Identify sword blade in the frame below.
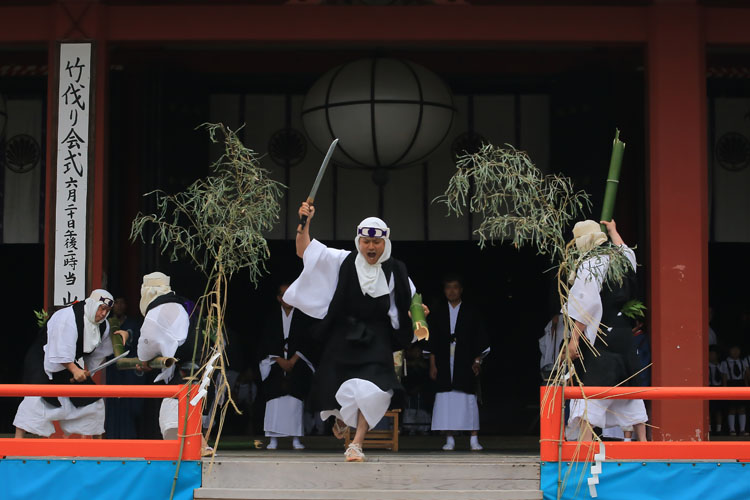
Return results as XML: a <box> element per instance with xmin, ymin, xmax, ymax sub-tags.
<box><xmin>306</xmin><ymin>138</ymin><xmax>338</xmax><ymax>203</ymax></box>
<box><xmin>89</xmin><ymin>350</ymin><xmax>130</xmax><ymax>375</ymax></box>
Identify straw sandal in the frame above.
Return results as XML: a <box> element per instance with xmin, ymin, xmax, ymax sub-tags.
<box><xmin>332</xmin><ymin>419</ymin><xmax>349</xmax><ymax>440</ymax></box>
<box><xmin>344</xmin><ymin>442</ymin><xmax>365</xmax><ymax>462</ymax></box>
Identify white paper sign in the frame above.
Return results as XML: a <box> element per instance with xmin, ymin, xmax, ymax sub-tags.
<box><xmin>54</xmin><ymin>43</ymin><xmax>91</xmax><ymax>306</ymax></box>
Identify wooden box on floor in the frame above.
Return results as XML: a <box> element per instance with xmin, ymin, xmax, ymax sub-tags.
<box><xmin>346</xmin><ymin>409</ymin><xmax>400</xmax><ymax>451</ymax></box>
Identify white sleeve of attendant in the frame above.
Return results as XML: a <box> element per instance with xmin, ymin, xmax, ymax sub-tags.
<box><xmin>620</xmin><ymin>244</ymin><xmax>637</xmax><ymax>271</ymax></box>
<box><xmin>137</xmin><ymin>304</ymin><xmax>188</xmax><ymax>361</ymax></box>
<box><xmin>138</xmin><ymin>314</ymin><xmax>176</xmax><ymax>361</ymax></box>
<box><xmin>259</xmin><ymin>356</ymin><xmax>275</xmax><ymax>381</ymax></box>
<box><xmin>45</xmin><ymin>308</ymin><xmax>78</xmax><ymax>364</ymax></box>
<box><xmin>282</xmin><ymin>239</ymin><xmax>350</xmax><ymax>319</ymax></box>
<box><xmin>539</xmin><ymin>320</ymin><xmax>554</xmax><ymax>369</ymax></box>
<box><xmin>297</xmin><ymin>352</ymin><xmax>315</xmax><ymax>373</ymax></box>
<box><xmin>564</xmin><ymin>255</ymin><xmax>608</xmax><ymax>345</ymax></box>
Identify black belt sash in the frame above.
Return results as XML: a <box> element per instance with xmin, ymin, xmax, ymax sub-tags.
<box><xmin>43</xmin><ymin>366</ymin><xmax>100</xmax><ymax>408</ymax></box>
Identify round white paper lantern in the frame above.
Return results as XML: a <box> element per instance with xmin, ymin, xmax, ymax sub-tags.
<box><xmin>302</xmin><ymin>57</ymin><xmax>454</xmax><ymax>169</ymax></box>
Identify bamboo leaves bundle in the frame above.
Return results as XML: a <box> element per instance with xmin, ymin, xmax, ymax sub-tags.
<box><xmin>130</xmin><ymin>123</ymin><xmax>284</xmax><ymax>283</ymax></box>
<box><xmin>437</xmin><ymin>143</ymin><xmax>591</xmax><ymax>262</ymax></box>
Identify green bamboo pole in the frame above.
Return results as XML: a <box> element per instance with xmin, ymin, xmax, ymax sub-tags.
<box><xmin>115</xmin><ymin>356</ymin><xmax>177</xmax><ymax>370</ymax></box>
<box><xmin>111</xmin><ymin>331</ymin><xmax>126</xmax><ymax>357</ymax></box>
<box><xmin>600</xmin><ymin>129</ymin><xmax>626</xmax><ymax>234</ymax></box>
<box><xmin>410</xmin><ymin>293</ymin><xmax>429</xmax><ymax>341</ymax></box>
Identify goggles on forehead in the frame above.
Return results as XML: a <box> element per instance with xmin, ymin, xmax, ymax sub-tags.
<box><xmin>357</xmin><ymin>226</ymin><xmax>389</xmax><ymax>239</ymax></box>
<box><xmin>97</xmin><ymin>296</ymin><xmax>114</xmax><ymax>308</ymax></box>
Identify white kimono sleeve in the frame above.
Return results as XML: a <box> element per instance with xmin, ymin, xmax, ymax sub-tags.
<box><xmin>564</xmin><ymin>245</ymin><xmax>637</xmax><ymax>345</ymax></box>
<box><xmin>282</xmin><ymin>239</ymin><xmax>350</xmax><ymax>319</ymax></box>
<box><xmin>138</xmin><ymin>303</ymin><xmax>190</xmax><ymax>383</ymax></box>
<box><xmin>44</xmin><ymin>307</ymin><xmax>78</xmax><ymax>366</ymax></box>
<box><xmin>565</xmin><ymin>254</ymin><xmax>608</xmax><ymax>345</ymax></box>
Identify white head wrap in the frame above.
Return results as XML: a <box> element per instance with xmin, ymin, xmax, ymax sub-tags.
<box><xmin>568</xmin><ymin>220</ymin><xmax>609</xmax><ymax>284</ymax></box>
<box><xmin>573</xmin><ymin>220</ymin><xmax>608</xmax><ymax>254</ymax></box>
<box><xmin>354</xmin><ymin>217</ymin><xmax>392</xmax><ymax>298</ymax></box>
<box><xmin>83</xmin><ymin>289</ymin><xmax>113</xmax><ymax>354</ymax></box>
<box><xmin>140</xmin><ymin>272</ymin><xmax>172</xmax><ymax>316</ymax></box>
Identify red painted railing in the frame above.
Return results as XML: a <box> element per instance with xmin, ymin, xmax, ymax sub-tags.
<box><xmin>540</xmin><ymin>386</ymin><xmax>750</xmax><ymax>462</ymax></box>
<box><xmin>0</xmin><ymin>384</ymin><xmax>203</xmax><ymax>460</ymax></box>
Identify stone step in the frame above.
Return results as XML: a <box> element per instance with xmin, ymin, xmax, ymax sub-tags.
<box><xmin>194</xmin><ymin>487</ymin><xmax>543</xmax><ymax>500</ymax></box>
<box><xmin>201</xmin><ymin>459</ymin><xmax>539</xmax><ymax>490</ymax></box>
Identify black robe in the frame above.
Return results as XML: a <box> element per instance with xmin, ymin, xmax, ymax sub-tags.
<box><xmin>574</xmin><ymin>266</ymin><xmax>641</xmax><ymax>388</ymax></box>
<box><xmin>426</xmin><ymin>300</ymin><xmax>489</xmax><ymax>395</ymax></box>
<box><xmin>258</xmin><ymin>308</ymin><xmax>314</xmax><ymax>403</ymax></box>
<box><xmin>308</xmin><ymin>252</ymin><xmax>413</xmax><ymax>413</ymax></box>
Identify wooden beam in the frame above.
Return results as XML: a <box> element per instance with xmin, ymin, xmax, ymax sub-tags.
<box><xmin>104</xmin><ymin>5</ymin><xmax>649</xmax><ymax>43</ymax></box>
<box><xmin>706</xmin><ymin>7</ymin><xmax>750</xmax><ymax>45</ymax></box>
<box><xmin>0</xmin><ymin>6</ymin><xmax>51</xmax><ymax>43</ymax></box>
<box><xmin>3</xmin><ymin>4</ymin><xmax>750</xmax><ymax>46</ymax></box>
<box><xmin>0</xmin><ymin>4</ymin><xmax>650</xmax><ymax>44</ymax></box>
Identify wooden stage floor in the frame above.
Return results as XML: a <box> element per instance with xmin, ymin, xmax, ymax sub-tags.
<box><xmin>197</xmin><ymin>435</ymin><xmax>542</xmax><ymax>500</ymax></box>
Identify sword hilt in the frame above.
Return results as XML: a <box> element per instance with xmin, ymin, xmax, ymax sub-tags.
<box><xmin>298</xmin><ymin>197</ymin><xmax>314</xmax><ymax>231</ymax></box>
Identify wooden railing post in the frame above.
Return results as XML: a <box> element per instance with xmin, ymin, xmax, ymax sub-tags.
<box><xmin>178</xmin><ymin>383</ymin><xmax>203</xmax><ymax>460</ymax></box>
<box><xmin>540</xmin><ymin>385</ymin><xmax>563</xmax><ymax>462</ymax></box>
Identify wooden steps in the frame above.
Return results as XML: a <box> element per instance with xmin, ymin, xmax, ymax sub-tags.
<box><xmin>195</xmin><ymin>451</ymin><xmax>542</xmax><ymax>500</ymax></box>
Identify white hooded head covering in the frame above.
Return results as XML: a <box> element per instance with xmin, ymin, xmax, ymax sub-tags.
<box><xmin>83</xmin><ymin>289</ymin><xmax>113</xmax><ymax>353</ymax></box>
<box><xmin>573</xmin><ymin>220</ymin><xmax>608</xmax><ymax>254</ymax></box>
<box><xmin>354</xmin><ymin>217</ymin><xmax>392</xmax><ymax>298</ymax></box>
<box><xmin>140</xmin><ymin>272</ymin><xmax>172</xmax><ymax>317</ymax></box>
<box><xmin>568</xmin><ymin>220</ymin><xmax>609</xmax><ymax>284</ymax></box>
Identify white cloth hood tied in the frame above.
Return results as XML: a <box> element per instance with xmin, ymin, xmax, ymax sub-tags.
<box><xmin>83</xmin><ymin>289</ymin><xmax>113</xmax><ymax>354</ymax></box>
<box><xmin>573</xmin><ymin>220</ymin><xmax>607</xmax><ymax>254</ymax></box>
<box><xmin>354</xmin><ymin>217</ymin><xmax>392</xmax><ymax>298</ymax></box>
<box><xmin>140</xmin><ymin>271</ymin><xmax>172</xmax><ymax>316</ymax></box>
<box><xmin>568</xmin><ymin>220</ymin><xmax>609</xmax><ymax>284</ymax></box>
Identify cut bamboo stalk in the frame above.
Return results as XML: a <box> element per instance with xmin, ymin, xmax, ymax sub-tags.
<box><xmin>115</xmin><ymin>356</ymin><xmax>177</xmax><ymax>370</ymax></box>
<box><xmin>410</xmin><ymin>293</ymin><xmax>429</xmax><ymax>341</ymax></box>
<box><xmin>600</xmin><ymin>129</ymin><xmax>626</xmax><ymax>233</ymax></box>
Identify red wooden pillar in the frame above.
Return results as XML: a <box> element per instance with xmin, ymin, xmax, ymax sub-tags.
<box><xmin>43</xmin><ymin>1</ymin><xmax>109</xmax><ymax>308</ymax></box>
<box><xmin>90</xmin><ymin>33</ymin><xmax>109</xmax><ymax>294</ymax></box>
<box><xmin>647</xmin><ymin>2</ymin><xmax>708</xmax><ymax>441</ymax></box>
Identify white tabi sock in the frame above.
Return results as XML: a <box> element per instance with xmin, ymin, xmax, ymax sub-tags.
<box><xmin>716</xmin><ymin>424</ymin><xmax>722</xmax><ymax>432</ymax></box>
<box><xmin>469</xmin><ymin>434</ymin><xmax>483</xmax><ymax>451</ymax></box>
<box><xmin>442</xmin><ymin>435</ymin><xmax>456</xmax><ymax>450</ymax></box>
<box><xmin>292</xmin><ymin>437</ymin><xmax>304</xmax><ymax>450</ymax></box>
<box><xmin>728</xmin><ymin>415</ymin><xmax>736</xmax><ymax>432</ymax></box>
<box><xmin>267</xmin><ymin>437</ymin><xmax>278</xmax><ymax>450</ymax></box>
<box><xmin>623</xmin><ymin>438</ymin><xmax>632</xmax><ymax>442</ymax></box>
<box><xmin>739</xmin><ymin>414</ymin><xmax>747</xmax><ymax>432</ymax></box>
